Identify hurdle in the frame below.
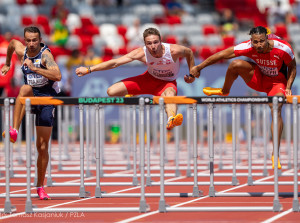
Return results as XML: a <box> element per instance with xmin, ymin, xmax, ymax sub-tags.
<box><xmin>0</xmin><ymin>98</ymin><xmax>16</xmax><ymax>213</ymax></box>
<box><xmin>154</xmin><ymin>96</ymin><xmax>299</xmax><ymax>212</ymax></box>
<box><xmin>19</xmin><ymin>96</ymin><xmax>150</xmax><ymax>213</ymax></box>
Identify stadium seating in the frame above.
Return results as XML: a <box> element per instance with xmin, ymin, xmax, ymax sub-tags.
<box><xmin>0</xmin><ymin>0</ymin><xmax>298</xmax><ymax>62</ymax></box>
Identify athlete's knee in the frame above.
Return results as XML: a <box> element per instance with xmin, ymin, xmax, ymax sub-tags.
<box><xmin>107</xmin><ymin>87</ymin><xmax>116</xmax><ymax>97</ymax></box>
<box><xmin>163</xmin><ymin>87</ymin><xmax>176</xmax><ymax>97</ymax></box>
<box><xmin>228</xmin><ymin>59</ymin><xmax>245</xmax><ymax>70</ymax></box>
<box><xmin>36</xmin><ymin>141</ymin><xmax>49</xmax><ymax>155</ymax></box>
<box><xmin>19</xmin><ymin>85</ymin><xmax>33</xmax><ymax>97</ymax></box>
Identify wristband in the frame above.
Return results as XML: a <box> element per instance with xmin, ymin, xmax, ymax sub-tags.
<box><xmin>87</xmin><ymin>67</ymin><xmax>92</xmax><ymax>74</ymax></box>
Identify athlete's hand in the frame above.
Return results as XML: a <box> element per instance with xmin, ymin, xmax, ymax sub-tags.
<box><xmin>285</xmin><ymin>89</ymin><xmax>292</xmax><ymax>96</ymax></box>
<box><xmin>76</xmin><ymin>66</ymin><xmax>89</xmax><ymax>77</ymax></box>
<box><xmin>184</xmin><ymin>74</ymin><xmax>195</xmax><ymax>84</ymax></box>
<box><xmin>24</xmin><ymin>58</ymin><xmax>37</xmax><ymax>72</ymax></box>
<box><xmin>190</xmin><ymin>66</ymin><xmax>200</xmax><ymax>78</ymax></box>
<box><xmin>1</xmin><ymin>64</ymin><xmax>10</xmax><ymax>76</ymax></box>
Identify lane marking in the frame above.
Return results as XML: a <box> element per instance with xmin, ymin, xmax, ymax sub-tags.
<box><xmin>117</xmin><ymin>169</ymin><xmax>294</xmax><ymax>223</ymax></box>
<box><xmin>261</xmin><ymin>208</ymin><xmax>293</xmax><ymax>223</ymax></box>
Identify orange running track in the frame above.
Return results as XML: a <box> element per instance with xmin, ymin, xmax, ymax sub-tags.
<box><xmin>0</xmin><ymin>141</ymin><xmax>299</xmax><ymax>223</ymax></box>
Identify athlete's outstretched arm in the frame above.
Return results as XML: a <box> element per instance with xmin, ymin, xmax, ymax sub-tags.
<box><xmin>190</xmin><ymin>46</ymin><xmax>236</xmax><ymax>78</ymax></box>
<box><xmin>76</xmin><ymin>48</ymin><xmax>145</xmax><ymax>77</ymax></box>
<box><xmin>23</xmin><ymin>50</ymin><xmax>61</xmax><ymax>81</ymax></box>
<box><xmin>172</xmin><ymin>44</ymin><xmax>195</xmax><ymax>83</ymax></box>
<box><xmin>1</xmin><ymin>39</ymin><xmax>25</xmax><ymax>76</ymax></box>
<box><xmin>285</xmin><ymin>58</ymin><xmax>297</xmax><ymax>96</ymax></box>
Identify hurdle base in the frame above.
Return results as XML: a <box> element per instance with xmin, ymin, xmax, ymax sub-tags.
<box><xmin>139</xmin><ymin>200</ymin><xmax>149</xmax><ymax>213</ymax></box>
<box><xmin>263</xmin><ymin>168</ymin><xmax>268</xmax><ymax>176</ymax></box>
<box><xmin>46</xmin><ymin>178</ymin><xmax>54</xmax><ymax>186</ymax></box>
<box><xmin>85</xmin><ymin>170</ymin><xmax>93</xmax><ymax>178</ymax></box>
<box><xmin>158</xmin><ymin>200</ymin><xmax>168</xmax><ymax>213</ymax></box>
<box><xmin>175</xmin><ymin>169</ymin><xmax>181</xmax><ymax>177</ymax></box>
<box><xmin>186</xmin><ymin>169</ymin><xmax>191</xmax><ymax>177</ymax></box>
<box><xmin>25</xmin><ymin>201</ymin><xmax>34</xmax><ymax>213</ymax></box>
<box><xmin>273</xmin><ymin>200</ymin><xmax>282</xmax><ymax>212</ymax></box>
<box><xmin>146</xmin><ymin>177</ymin><xmax>152</xmax><ymax>186</ymax></box>
<box><xmin>247</xmin><ymin>176</ymin><xmax>254</xmax><ymax>185</ymax></box>
<box><xmin>9</xmin><ymin>170</ymin><xmax>15</xmax><ymax>178</ymax></box>
<box><xmin>95</xmin><ymin>187</ymin><xmax>102</xmax><ymax>198</ymax></box>
<box><xmin>292</xmin><ymin>200</ymin><xmax>299</xmax><ymax>212</ymax></box>
<box><xmin>192</xmin><ymin>187</ymin><xmax>201</xmax><ymax>197</ymax></box>
<box><xmin>218</xmin><ymin>162</ymin><xmax>223</xmax><ymax>170</ymax></box>
<box><xmin>231</xmin><ymin>176</ymin><xmax>239</xmax><ymax>186</ymax></box>
<box><xmin>4</xmin><ymin>201</ymin><xmax>15</xmax><ymax>214</ymax></box>
<box><xmin>209</xmin><ymin>186</ymin><xmax>216</xmax><ymax>197</ymax></box>
<box><xmin>79</xmin><ymin>190</ymin><xmax>90</xmax><ymax>198</ymax></box>
<box><xmin>132</xmin><ymin>177</ymin><xmax>139</xmax><ymax>186</ymax></box>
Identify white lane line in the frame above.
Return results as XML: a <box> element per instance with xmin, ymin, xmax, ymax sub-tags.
<box><xmin>117</xmin><ymin>169</ymin><xmax>294</xmax><ymax>223</ymax></box>
<box><xmin>261</xmin><ymin>209</ymin><xmax>293</xmax><ymax>223</ymax></box>
<box><xmin>0</xmin><ymin>166</ymin><xmax>195</xmax><ymax>220</ymax></box>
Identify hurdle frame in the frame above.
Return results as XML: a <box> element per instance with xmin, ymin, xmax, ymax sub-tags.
<box><xmin>20</xmin><ymin>97</ymin><xmax>150</xmax><ymax>213</ymax></box>
<box><xmin>154</xmin><ymin>96</ymin><xmax>298</xmax><ymax>212</ymax></box>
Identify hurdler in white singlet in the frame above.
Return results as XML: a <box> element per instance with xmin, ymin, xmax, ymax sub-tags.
<box><xmin>143</xmin><ymin>43</ymin><xmax>180</xmax><ymax>81</ymax></box>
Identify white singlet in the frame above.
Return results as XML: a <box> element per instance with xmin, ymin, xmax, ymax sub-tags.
<box><xmin>143</xmin><ymin>43</ymin><xmax>180</xmax><ymax>81</ymax></box>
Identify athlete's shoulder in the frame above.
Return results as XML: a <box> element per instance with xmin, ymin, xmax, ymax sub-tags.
<box><xmin>273</xmin><ymin>39</ymin><xmax>292</xmax><ymax>49</ymax></box>
<box><xmin>234</xmin><ymin>39</ymin><xmax>252</xmax><ymax>51</ymax></box>
<box><xmin>129</xmin><ymin>47</ymin><xmax>145</xmax><ymax>60</ymax></box>
<box><xmin>273</xmin><ymin>39</ymin><xmax>294</xmax><ymax>56</ymax></box>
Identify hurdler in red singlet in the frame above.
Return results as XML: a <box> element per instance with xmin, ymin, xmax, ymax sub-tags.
<box><xmin>190</xmin><ymin>26</ymin><xmax>297</xmax><ymax>170</ymax></box>
<box><xmin>234</xmin><ymin>37</ymin><xmax>294</xmax><ymax>96</ymax></box>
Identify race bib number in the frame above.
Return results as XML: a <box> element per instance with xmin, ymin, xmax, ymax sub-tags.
<box><xmin>26</xmin><ymin>73</ymin><xmax>48</xmax><ymax>87</ymax></box>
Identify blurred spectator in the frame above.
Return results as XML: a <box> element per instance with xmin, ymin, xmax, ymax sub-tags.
<box><xmin>292</xmin><ymin>0</ymin><xmax>300</xmax><ymax>21</ymax></box>
<box><xmin>84</xmin><ymin>47</ymin><xmax>102</xmax><ymax>66</ymax></box>
<box><xmin>267</xmin><ymin>0</ymin><xmax>291</xmax><ymax>28</ymax></box>
<box><xmin>116</xmin><ymin>0</ymin><xmax>123</xmax><ymax>7</ymax></box>
<box><xmin>164</xmin><ymin>0</ymin><xmax>185</xmax><ymax>16</ymax></box>
<box><xmin>5</xmin><ymin>78</ymin><xmax>20</xmax><ymax>97</ymax></box>
<box><xmin>51</xmin><ymin>0</ymin><xmax>69</xmax><ymax>21</ymax></box>
<box><xmin>218</xmin><ymin>8</ymin><xmax>238</xmax><ymax>36</ymax></box>
<box><xmin>180</xmin><ymin>36</ymin><xmax>191</xmax><ymax>47</ymax></box>
<box><xmin>66</xmin><ymin>49</ymin><xmax>84</xmax><ymax>70</ymax></box>
<box><xmin>63</xmin><ymin>49</ymin><xmax>84</xmax><ymax>95</ymax></box>
<box><xmin>91</xmin><ymin>0</ymin><xmax>116</xmax><ymax>6</ymax></box>
<box><xmin>0</xmin><ymin>32</ymin><xmax>13</xmax><ymax>52</ymax></box>
<box><xmin>126</xmin><ymin>18</ymin><xmax>143</xmax><ymax>47</ymax></box>
<box><xmin>0</xmin><ymin>32</ymin><xmax>17</xmax><ymax>97</ymax></box>
<box><xmin>51</xmin><ymin>10</ymin><xmax>69</xmax><ymax>47</ymax></box>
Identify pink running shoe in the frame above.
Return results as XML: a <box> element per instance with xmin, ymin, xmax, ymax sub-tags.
<box><xmin>2</xmin><ymin>126</ymin><xmax>18</xmax><ymax>143</ymax></box>
<box><xmin>37</xmin><ymin>187</ymin><xmax>51</xmax><ymax>200</ymax></box>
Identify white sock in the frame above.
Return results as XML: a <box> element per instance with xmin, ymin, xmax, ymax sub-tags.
<box><xmin>168</xmin><ymin>116</ymin><xmax>173</xmax><ymax>121</ymax></box>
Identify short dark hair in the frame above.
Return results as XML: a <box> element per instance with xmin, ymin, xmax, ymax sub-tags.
<box><xmin>249</xmin><ymin>26</ymin><xmax>268</xmax><ymax>35</ymax></box>
<box><xmin>143</xmin><ymin>27</ymin><xmax>161</xmax><ymax>41</ymax></box>
<box><xmin>24</xmin><ymin>26</ymin><xmax>41</xmax><ymax>38</ymax></box>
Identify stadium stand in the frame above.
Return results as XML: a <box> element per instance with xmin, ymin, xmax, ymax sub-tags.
<box><xmin>0</xmin><ymin>0</ymin><xmax>299</xmax><ymax>63</ymax></box>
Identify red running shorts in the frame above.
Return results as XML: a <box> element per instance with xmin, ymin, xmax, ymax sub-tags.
<box><xmin>246</xmin><ymin>65</ymin><xmax>287</xmax><ymax>96</ymax></box>
<box><xmin>121</xmin><ymin>71</ymin><xmax>177</xmax><ymax>96</ymax></box>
